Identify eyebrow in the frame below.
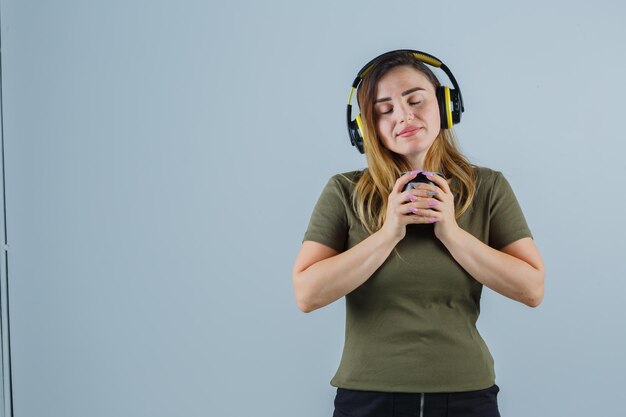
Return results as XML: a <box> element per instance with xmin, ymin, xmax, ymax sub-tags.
<box><xmin>374</xmin><ymin>87</ymin><xmax>425</xmax><ymax>104</ymax></box>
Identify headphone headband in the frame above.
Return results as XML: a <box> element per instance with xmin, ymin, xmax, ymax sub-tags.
<box><xmin>346</xmin><ymin>49</ymin><xmax>465</xmax><ymax>154</ymax></box>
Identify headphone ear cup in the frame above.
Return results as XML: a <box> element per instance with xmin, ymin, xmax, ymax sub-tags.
<box><xmin>449</xmin><ymin>89</ymin><xmax>462</xmax><ymax>124</ymax></box>
<box><xmin>437</xmin><ymin>86</ymin><xmax>462</xmax><ymax>129</ymax></box>
<box><xmin>436</xmin><ymin>87</ymin><xmax>450</xmax><ymax>129</ymax></box>
<box><xmin>348</xmin><ymin>115</ymin><xmax>365</xmax><ymax>154</ymax></box>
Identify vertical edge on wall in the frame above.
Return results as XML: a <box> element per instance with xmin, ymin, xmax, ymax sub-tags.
<box><xmin>0</xmin><ymin>2</ymin><xmax>12</xmax><ymax>416</ymax></box>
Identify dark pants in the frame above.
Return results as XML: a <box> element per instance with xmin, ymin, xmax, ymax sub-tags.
<box><xmin>333</xmin><ymin>384</ymin><xmax>501</xmax><ymax>417</ymax></box>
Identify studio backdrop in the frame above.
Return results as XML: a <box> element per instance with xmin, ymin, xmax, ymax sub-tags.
<box><xmin>0</xmin><ymin>1</ymin><xmax>624</xmax><ymax>417</ymax></box>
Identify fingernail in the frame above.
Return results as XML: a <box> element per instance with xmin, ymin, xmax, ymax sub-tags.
<box><xmin>422</xmin><ymin>171</ymin><xmax>433</xmax><ymax>176</ymax></box>
<box><xmin>409</xmin><ymin>208</ymin><xmax>419</xmax><ymax>214</ymax></box>
<box><xmin>428</xmin><ymin>200</ymin><xmax>439</xmax><ymax>207</ymax></box>
<box><xmin>430</xmin><ymin>218</ymin><xmax>440</xmax><ymax>223</ymax></box>
<box><xmin>426</xmin><ymin>191</ymin><xmax>438</xmax><ymax>196</ymax></box>
<box><xmin>406</xmin><ymin>194</ymin><xmax>417</xmax><ymax>201</ymax></box>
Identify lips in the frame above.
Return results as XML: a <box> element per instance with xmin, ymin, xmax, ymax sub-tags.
<box><xmin>397</xmin><ymin>126</ymin><xmax>422</xmax><ymax>137</ymax></box>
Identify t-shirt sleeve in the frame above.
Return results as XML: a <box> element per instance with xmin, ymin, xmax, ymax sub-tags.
<box><xmin>302</xmin><ymin>175</ymin><xmax>349</xmax><ymax>252</ymax></box>
<box><xmin>488</xmin><ymin>171</ymin><xmax>533</xmax><ymax>250</ymax></box>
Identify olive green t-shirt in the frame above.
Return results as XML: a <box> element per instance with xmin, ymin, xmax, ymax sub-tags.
<box><xmin>302</xmin><ymin>166</ymin><xmax>533</xmax><ymax>393</ymax></box>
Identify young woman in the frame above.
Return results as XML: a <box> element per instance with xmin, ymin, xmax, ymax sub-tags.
<box><xmin>292</xmin><ymin>50</ymin><xmax>545</xmax><ymax>417</ymax></box>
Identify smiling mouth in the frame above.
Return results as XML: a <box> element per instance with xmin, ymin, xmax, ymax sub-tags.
<box><xmin>397</xmin><ymin>127</ymin><xmax>422</xmax><ymax>137</ymax></box>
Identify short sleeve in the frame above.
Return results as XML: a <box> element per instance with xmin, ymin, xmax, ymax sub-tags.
<box><xmin>302</xmin><ymin>175</ymin><xmax>349</xmax><ymax>252</ymax></box>
<box><xmin>488</xmin><ymin>171</ymin><xmax>533</xmax><ymax>250</ymax></box>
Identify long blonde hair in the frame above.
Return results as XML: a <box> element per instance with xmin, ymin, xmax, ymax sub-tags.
<box><xmin>352</xmin><ymin>51</ymin><xmax>477</xmax><ymax>235</ymax></box>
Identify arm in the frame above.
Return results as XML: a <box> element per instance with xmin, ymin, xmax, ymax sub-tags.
<box><xmin>439</xmin><ymin>232</ymin><xmax>545</xmax><ymax>307</ymax></box>
<box><xmin>292</xmin><ymin>230</ymin><xmax>399</xmax><ymax>313</ymax></box>
<box><xmin>419</xmin><ymin>171</ymin><xmax>545</xmax><ymax>307</ymax></box>
<box><xmin>293</xmin><ymin>170</ymin><xmax>443</xmax><ymax>313</ymax></box>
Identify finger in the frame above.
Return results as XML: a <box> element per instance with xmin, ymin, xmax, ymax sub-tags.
<box><xmin>406</xmin><ymin>188</ymin><xmax>439</xmax><ymax>199</ymax></box>
<box><xmin>423</xmin><ymin>172</ymin><xmax>451</xmax><ymax>193</ymax></box>
<box><xmin>404</xmin><ymin>192</ymin><xmax>442</xmax><ymax>208</ymax></box>
<box><xmin>411</xmin><ymin>199</ymin><xmax>441</xmax><ymax>210</ymax></box>
<box><xmin>407</xmin><ymin>210</ymin><xmax>441</xmax><ymax>224</ymax></box>
<box><xmin>416</xmin><ymin>185</ymin><xmax>444</xmax><ymax>203</ymax></box>
<box><xmin>404</xmin><ymin>193</ymin><xmax>418</xmax><ymax>203</ymax></box>
<box><xmin>404</xmin><ymin>191</ymin><xmax>434</xmax><ymax>203</ymax></box>
<box><xmin>406</xmin><ymin>215</ymin><xmax>434</xmax><ymax>224</ymax></box>
<box><xmin>415</xmin><ymin>216</ymin><xmax>441</xmax><ymax>224</ymax></box>
<box><xmin>402</xmin><ymin>181</ymin><xmax>423</xmax><ymax>193</ymax></box>
<box><xmin>431</xmin><ymin>189</ymin><xmax>445</xmax><ymax>203</ymax></box>
<box><xmin>401</xmin><ymin>207</ymin><xmax>432</xmax><ymax>224</ymax></box>
<box><xmin>402</xmin><ymin>194</ymin><xmax>441</xmax><ymax>207</ymax></box>
<box><xmin>393</xmin><ymin>171</ymin><xmax>421</xmax><ymax>194</ymax></box>
<box><xmin>405</xmin><ymin>206</ymin><xmax>440</xmax><ymax>217</ymax></box>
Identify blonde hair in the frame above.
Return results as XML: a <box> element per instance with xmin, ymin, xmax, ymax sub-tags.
<box><xmin>352</xmin><ymin>51</ymin><xmax>477</xmax><ymax>235</ymax></box>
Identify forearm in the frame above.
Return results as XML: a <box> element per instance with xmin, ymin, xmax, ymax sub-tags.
<box><xmin>296</xmin><ymin>231</ymin><xmax>399</xmax><ymax>312</ymax></box>
<box><xmin>440</xmin><ymin>228</ymin><xmax>544</xmax><ymax>307</ymax></box>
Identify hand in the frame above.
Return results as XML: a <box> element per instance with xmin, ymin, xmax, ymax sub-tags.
<box><xmin>380</xmin><ymin>171</ymin><xmax>448</xmax><ymax>243</ymax></box>
<box><xmin>420</xmin><ymin>172</ymin><xmax>461</xmax><ymax>242</ymax></box>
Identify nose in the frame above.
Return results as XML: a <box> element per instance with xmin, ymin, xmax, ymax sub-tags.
<box><xmin>399</xmin><ymin>104</ymin><xmax>415</xmax><ymax>123</ymax></box>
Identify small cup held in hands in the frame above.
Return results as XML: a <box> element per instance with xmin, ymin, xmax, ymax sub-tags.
<box><xmin>401</xmin><ymin>171</ymin><xmax>445</xmax><ymax>192</ymax></box>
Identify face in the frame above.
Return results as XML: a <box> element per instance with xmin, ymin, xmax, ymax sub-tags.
<box><xmin>373</xmin><ymin>65</ymin><xmax>441</xmax><ymax>163</ymax></box>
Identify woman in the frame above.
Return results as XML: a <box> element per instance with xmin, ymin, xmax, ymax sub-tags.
<box><xmin>292</xmin><ymin>50</ymin><xmax>545</xmax><ymax>417</ymax></box>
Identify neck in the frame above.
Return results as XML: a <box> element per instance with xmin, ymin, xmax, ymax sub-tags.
<box><xmin>407</xmin><ymin>154</ymin><xmax>427</xmax><ymax>172</ymax></box>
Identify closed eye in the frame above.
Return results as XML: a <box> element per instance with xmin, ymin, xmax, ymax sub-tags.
<box><xmin>378</xmin><ymin>100</ymin><xmax>422</xmax><ymax>115</ymax></box>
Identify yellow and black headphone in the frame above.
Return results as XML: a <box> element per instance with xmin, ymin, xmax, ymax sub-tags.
<box><xmin>347</xmin><ymin>49</ymin><xmax>465</xmax><ymax>154</ymax></box>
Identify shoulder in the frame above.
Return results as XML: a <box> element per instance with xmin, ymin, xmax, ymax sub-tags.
<box><xmin>313</xmin><ymin>169</ymin><xmax>365</xmax><ymax>207</ymax></box>
<box><xmin>327</xmin><ymin>169</ymin><xmax>366</xmax><ymax>192</ymax></box>
<box><xmin>470</xmin><ymin>165</ymin><xmax>507</xmax><ymax>191</ymax></box>
<box><xmin>464</xmin><ymin>165</ymin><xmax>516</xmax><ymax>205</ymax></box>
<box><xmin>331</xmin><ymin>169</ymin><xmax>366</xmax><ymax>183</ymax></box>
<box><xmin>469</xmin><ymin>166</ymin><xmax>524</xmax><ymax>210</ymax></box>
<box><xmin>471</xmin><ymin>165</ymin><xmax>502</xmax><ymax>181</ymax></box>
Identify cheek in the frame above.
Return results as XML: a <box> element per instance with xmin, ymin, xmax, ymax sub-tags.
<box><xmin>429</xmin><ymin>105</ymin><xmax>441</xmax><ymax>125</ymax></box>
<box><xmin>376</xmin><ymin>119</ymin><xmax>391</xmax><ymax>139</ymax></box>
<box><xmin>386</xmin><ymin>118</ymin><xmax>398</xmax><ymax>133</ymax></box>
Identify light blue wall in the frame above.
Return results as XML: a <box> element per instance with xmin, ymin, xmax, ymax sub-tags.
<box><xmin>0</xmin><ymin>1</ymin><xmax>624</xmax><ymax>416</ymax></box>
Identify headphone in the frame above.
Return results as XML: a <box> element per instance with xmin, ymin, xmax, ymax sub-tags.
<box><xmin>347</xmin><ymin>49</ymin><xmax>465</xmax><ymax>154</ymax></box>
